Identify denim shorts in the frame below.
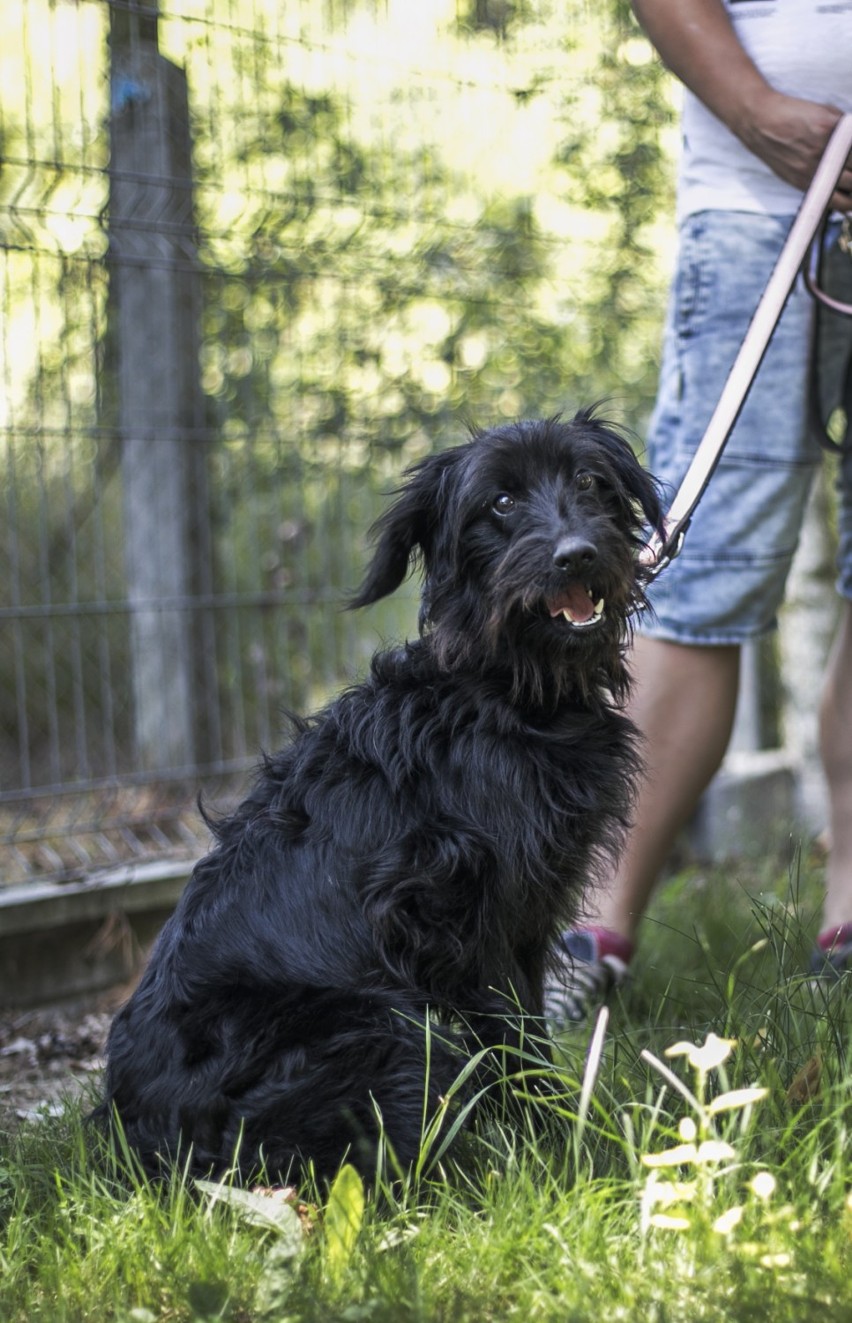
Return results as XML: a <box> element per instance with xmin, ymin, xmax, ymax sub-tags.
<box><xmin>641</xmin><ymin>210</ymin><xmax>852</xmax><ymax>645</ymax></box>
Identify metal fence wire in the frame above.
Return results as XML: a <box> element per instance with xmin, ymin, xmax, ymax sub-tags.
<box><xmin>0</xmin><ymin>0</ymin><xmax>673</xmax><ymax>888</ymax></box>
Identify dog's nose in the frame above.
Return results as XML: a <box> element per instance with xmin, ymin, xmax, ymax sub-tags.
<box><xmin>553</xmin><ymin>537</ymin><xmax>597</xmax><ymax>574</ymax></box>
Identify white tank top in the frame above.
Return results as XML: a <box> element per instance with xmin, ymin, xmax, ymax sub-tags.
<box><xmin>677</xmin><ymin>0</ymin><xmax>852</xmax><ymax>221</ymax></box>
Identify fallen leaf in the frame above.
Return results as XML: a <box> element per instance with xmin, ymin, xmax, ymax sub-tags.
<box><xmin>195</xmin><ymin>1179</ymin><xmax>308</xmax><ymax>1247</ymax></box>
<box><xmin>787</xmin><ymin>1052</ymin><xmax>822</xmax><ymax>1106</ymax></box>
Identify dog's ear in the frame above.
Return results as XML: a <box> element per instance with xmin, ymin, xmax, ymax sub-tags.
<box><xmin>619</xmin><ymin>448</ymin><xmax>665</xmax><ymax>538</ymax></box>
<box><xmin>579</xmin><ymin>413</ymin><xmax>665</xmax><ymax>537</ymax></box>
<box><xmin>349</xmin><ymin>447</ymin><xmax>467</xmax><ymax>609</ymax></box>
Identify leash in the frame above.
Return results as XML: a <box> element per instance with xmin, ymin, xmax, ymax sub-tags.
<box><xmin>644</xmin><ymin>112</ymin><xmax>852</xmax><ymax>577</ymax></box>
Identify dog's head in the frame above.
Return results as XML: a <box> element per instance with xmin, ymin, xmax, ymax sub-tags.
<box><xmin>352</xmin><ymin>411</ymin><xmax>664</xmax><ymax>704</ymax></box>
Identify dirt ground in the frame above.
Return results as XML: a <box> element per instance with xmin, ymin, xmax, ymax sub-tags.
<box><xmin>0</xmin><ymin>993</ymin><xmax>123</xmax><ymax>1128</ymax></box>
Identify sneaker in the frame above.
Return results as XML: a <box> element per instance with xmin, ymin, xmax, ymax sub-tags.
<box><xmin>543</xmin><ymin>927</ymin><xmax>631</xmax><ymax>1029</ymax></box>
<box><xmin>808</xmin><ymin>925</ymin><xmax>852</xmax><ymax>981</ymax></box>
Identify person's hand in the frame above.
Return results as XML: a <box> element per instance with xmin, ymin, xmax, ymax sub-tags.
<box><xmin>735</xmin><ymin>90</ymin><xmax>852</xmax><ymax>212</ymax></box>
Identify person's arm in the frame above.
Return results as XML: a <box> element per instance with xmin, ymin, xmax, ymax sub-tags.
<box><xmin>632</xmin><ymin>0</ymin><xmax>852</xmax><ymax>212</ymax></box>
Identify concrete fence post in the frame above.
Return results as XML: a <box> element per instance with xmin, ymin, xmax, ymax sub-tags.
<box><xmin>107</xmin><ymin>2</ymin><xmax>205</xmax><ymax>774</ymax></box>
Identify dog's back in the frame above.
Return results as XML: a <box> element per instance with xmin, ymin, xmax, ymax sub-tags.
<box><xmin>97</xmin><ymin>413</ymin><xmax>662</xmax><ymax>1184</ymax></box>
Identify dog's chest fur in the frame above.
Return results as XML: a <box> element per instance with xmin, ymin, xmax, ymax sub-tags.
<box><xmin>191</xmin><ymin>641</ymin><xmax>634</xmax><ymax>1012</ymax></box>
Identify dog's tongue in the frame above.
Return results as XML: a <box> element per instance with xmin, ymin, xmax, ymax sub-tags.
<box><xmin>548</xmin><ymin>584</ymin><xmax>594</xmax><ymax>623</ymax></box>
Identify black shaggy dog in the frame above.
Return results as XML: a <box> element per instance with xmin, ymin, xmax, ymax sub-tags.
<box><xmin>97</xmin><ymin>412</ymin><xmax>662</xmax><ymax>1184</ymax></box>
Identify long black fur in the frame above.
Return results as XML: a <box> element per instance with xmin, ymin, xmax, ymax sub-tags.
<box><xmin>96</xmin><ymin>412</ymin><xmax>662</xmax><ymax>1184</ymax></box>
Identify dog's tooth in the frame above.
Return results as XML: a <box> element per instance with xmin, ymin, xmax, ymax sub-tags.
<box><xmin>594</xmin><ymin>598</ymin><xmax>605</xmax><ymax>615</ymax></box>
<box><xmin>561</xmin><ymin>608</ymin><xmax>575</xmax><ymax>623</ymax></box>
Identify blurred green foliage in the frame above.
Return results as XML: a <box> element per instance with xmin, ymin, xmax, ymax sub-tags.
<box><xmin>186</xmin><ymin>0</ymin><xmax>678</xmax><ymax>720</ymax></box>
<box><xmin>195</xmin><ymin>2</ymin><xmax>676</xmax><ymax>463</ymax></box>
<box><xmin>1</xmin><ymin>0</ymin><xmax>679</xmax><ymax>797</ymax></box>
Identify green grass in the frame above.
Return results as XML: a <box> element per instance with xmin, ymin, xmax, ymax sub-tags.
<box><xmin>4</xmin><ymin>845</ymin><xmax>852</xmax><ymax>1322</ymax></box>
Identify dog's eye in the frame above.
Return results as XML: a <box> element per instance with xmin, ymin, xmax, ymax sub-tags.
<box><xmin>492</xmin><ymin>493</ymin><xmax>516</xmax><ymax>516</ymax></box>
<box><xmin>575</xmin><ymin>472</ymin><xmax>596</xmax><ymax>492</ymax></box>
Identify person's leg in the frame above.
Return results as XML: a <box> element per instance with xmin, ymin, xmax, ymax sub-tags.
<box><xmin>599</xmin><ymin>213</ymin><xmax>818</xmax><ymax>944</ymax></box>
<box><xmin>819</xmin><ymin>599</ymin><xmax>852</xmax><ymax>933</ymax></box>
<box><xmin>584</xmin><ymin>635</ymin><xmax>740</xmax><ymax>941</ymax></box>
<box><xmin>819</xmin><ymin>301</ymin><xmax>852</xmax><ymax>961</ymax></box>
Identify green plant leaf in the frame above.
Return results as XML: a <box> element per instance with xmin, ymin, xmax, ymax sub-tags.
<box><xmin>324</xmin><ymin>1163</ymin><xmax>365</xmax><ymax>1288</ymax></box>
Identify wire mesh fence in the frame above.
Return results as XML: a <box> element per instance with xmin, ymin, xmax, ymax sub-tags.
<box><xmin>1</xmin><ymin>0</ymin><xmax>675</xmax><ymax>888</ymax></box>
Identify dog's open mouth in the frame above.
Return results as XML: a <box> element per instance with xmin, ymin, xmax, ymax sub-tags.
<box><xmin>547</xmin><ymin>584</ymin><xmax>605</xmax><ymax>629</ymax></box>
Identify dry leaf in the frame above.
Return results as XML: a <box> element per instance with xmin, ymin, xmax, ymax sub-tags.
<box><xmin>786</xmin><ymin>1051</ymin><xmax>822</xmax><ymax>1106</ymax></box>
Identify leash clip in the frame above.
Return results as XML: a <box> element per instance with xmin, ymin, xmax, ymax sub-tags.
<box><xmin>641</xmin><ymin>520</ymin><xmax>688</xmax><ymax>582</ymax></box>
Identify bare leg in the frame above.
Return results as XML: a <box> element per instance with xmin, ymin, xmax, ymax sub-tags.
<box><xmin>819</xmin><ymin>601</ymin><xmax>852</xmax><ymax>933</ymax></box>
<box><xmin>585</xmin><ymin>636</ymin><xmax>741</xmax><ymax>941</ymax></box>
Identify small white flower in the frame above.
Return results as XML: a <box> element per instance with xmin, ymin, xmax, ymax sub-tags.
<box><xmin>665</xmin><ymin>1033</ymin><xmax>737</xmax><ymax>1073</ymax></box>
<box><xmin>694</xmin><ymin>1140</ymin><xmax>736</xmax><ymax>1165</ymax></box>
<box><xmin>641</xmin><ymin>1142</ymin><xmax>698</xmax><ymax>1168</ymax></box>
<box><xmin>749</xmin><ymin>1171</ymin><xmax>777</xmax><ymax>1201</ymax></box>
<box><xmin>678</xmin><ymin>1116</ymin><xmax>698</xmax><ymax>1142</ymax></box>
<box><xmin>759</xmin><ymin>1252</ymin><xmax>792</xmax><ymax>1269</ymax></box>
<box><xmin>642</xmin><ymin>1135</ymin><xmax>735</xmax><ymax>1167</ymax></box>
<box><xmin>712</xmin><ymin>1205</ymin><xmax>744</xmax><ymax>1235</ymax></box>
<box><xmin>707</xmin><ymin>1087</ymin><xmax>768</xmax><ymax>1115</ymax></box>
<box><xmin>645</xmin><ymin>1178</ymin><xmax>698</xmax><ymax>1207</ymax></box>
<box><xmin>648</xmin><ymin>1212</ymin><xmax>692</xmax><ymax>1231</ymax></box>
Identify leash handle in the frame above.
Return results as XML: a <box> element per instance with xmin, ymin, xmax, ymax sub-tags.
<box><xmin>644</xmin><ymin>112</ymin><xmax>852</xmax><ymax>577</ymax></box>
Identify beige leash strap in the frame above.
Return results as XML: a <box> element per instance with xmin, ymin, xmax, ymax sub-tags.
<box><xmin>645</xmin><ymin>112</ymin><xmax>852</xmax><ymax>577</ymax></box>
